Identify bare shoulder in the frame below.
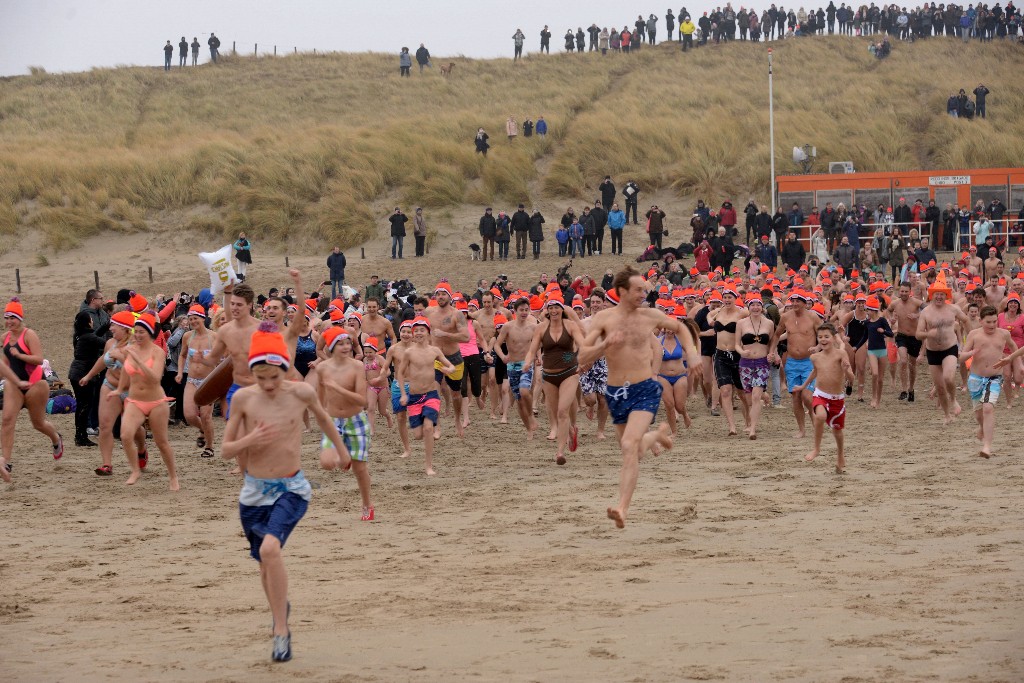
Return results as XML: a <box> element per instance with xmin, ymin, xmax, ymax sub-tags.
<box><xmin>288</xmin><ymin>380</ymin><xmax>318</xmax><ymax>402</ymax></box>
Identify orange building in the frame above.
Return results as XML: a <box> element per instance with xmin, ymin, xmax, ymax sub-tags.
<box><xmin>775</xmin><ymin>167</ymin><xmax>1024</xmax><ymax>249</ymax></box>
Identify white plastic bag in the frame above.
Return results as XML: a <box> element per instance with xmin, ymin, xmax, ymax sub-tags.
<box><xmin>198</xmin><ymin>245</ymin><xmax>237</xmax><ymax>295</ymax></box>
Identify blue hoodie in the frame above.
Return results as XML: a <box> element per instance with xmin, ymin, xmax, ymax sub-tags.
<box><xmin>608</xmin><ymin>209</ymin><xmax>626</xmax><ymax>230</ymax></box>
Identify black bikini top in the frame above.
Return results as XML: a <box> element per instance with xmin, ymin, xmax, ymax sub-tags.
<box><xmin>714</xmin><ymin>320</ymin><xmax>737</xmax><ymax>333</ymax></box>
<box><xmin>740</xmin><ymin>332</ymin><xmax>770</xmax><ymax>346</ymax></box>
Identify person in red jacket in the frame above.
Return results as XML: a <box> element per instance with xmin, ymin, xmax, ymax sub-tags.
<box><xmin>719</xmin><ymin>200</ymin><xmax>738</xmax><ymax>238</ymax></box>
<box><xmin>572</xmin><ymin>275</ymin><xmax>596</xmax><ymax>299</ymax></box>
<box><xmin>694</xmin><ymin>240</ymin><xmax>712</xmax><ymax>273</ymax></box>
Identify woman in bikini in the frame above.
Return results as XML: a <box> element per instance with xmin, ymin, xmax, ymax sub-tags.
<box><xmin>362</xmin><ymin>337</ymin><xmax>392</xmax><ymax>434</ymax></box>
<box><xmin>112</xmin><ymin>313</ymin><xmax>179</xmax><ymax>490</ymax></box>
<box><xmin>693</xmin><ymin>290</ymin><xmax>722</xmax><ymax>415</ymax></box>
<box><xmin>656</xmin><ymin>306</ymin><xmax>698</xmax><ymax>432</ymax></box>
<box><xmin>735</xmin><ymin>294</ymin><xmax>775</xmax><ymax>440</ymax></box>
<box><xmin>707</xmin><ymin>288</ymin><xmax>750</xmax><ymax>436</ymax></box>
<box><xmin>176</xmin><ymin>304</ymin><xmax>217</xmax><ymax>457</ymax></box>
<box><xmin>79</xmin><ymin>310</ymin><xmax>146</xmax><ymax>476</ymax></box>
<box><xmin>0</xmin><ymin>298</ymin><xmax>63</xmax><ymax>482</ymax></box>
<box><xmin>864</xmin><ymin>296</ymin><xmax>894</xmax><ymax>409</ymax></box>
<box><xmin>525</xmin><ymin>295</ymin><xmax>586</xmax><ymax>465</ymax></box>
<box><xmin>997</xmin><ymin>292</ymin><xmax>1024</xmax><ymax>407</ymax></box>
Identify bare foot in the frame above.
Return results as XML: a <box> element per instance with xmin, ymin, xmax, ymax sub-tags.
<box><xmin>125</xmin><ymin>470</ymin><xmax>142</xmax><ymax>485</ymax></box>
<box><xmin>749</xmin><ymin>432</ymin><xmax>757</xmax><ymax>440</ymax></box>
<box><xmin>953</xmin><ymin>401</ymin><xmax>962</xmax><ymax>417</ymax></box>
<box><xmin>978</xmin><ymin>449</ymin><xmax>991</xmax><ymax>459</ymax></box>
<box><xmin>168</xmin><ymin>477</ymin><xmax>180</xmax><ymax>492</ymax></box>
<box><xmin>942</xmin><ymin>414</ymin><xmax>954</xmax><ymax>426</ymax></box>
<box><xmin>399</xmin><ymin>450</ymin><xmax>411</xmax><ymax>459</ymax></box>
<box><xmin>607</xmin><ymin>507</ymin><xmax>625</xmax><ymax>529</ymax></box>
<box><xmin>433</xmin><ymin>428</ymin><xmax>441</xmax><ymax>440</ymax></box>
<box><xmin>682</xmin><ymin>411</ymin><xmax>692</xmax><ymax>429</ymax></box>
<box><xmin>728</xmin><ymin>429</ymin><xmax>737</xmax><ymax>436</ymax></box>
<box><xmin>836</xmin><ymin>454</ymin><xmax>846</xmax><ymax>471</ymax></box>
<box><xmin>499</xmin><ymin>417</ymin><xmax>509</xmax><ymax>424</ymax></box>
<box><xmin>596</xmin><ymin>431</ymin><xmax>606</xmax><ymax>440</ymax></box>
<box><xmin>586</xmin><ymin>404</ymin><xmax>595</xmax><ymax>420</ymax></box>
<box><xmin>426</xmin><ymin>467</ymin><xmax>436</xmax><ymax>476</ymax></box>
<box><xmin>0</xmin><ymin>457</ymin><xmax>10</xmax><ymax>483</ymax></box>
<box><xmin>643</xmin><ymin>423</ymin><xmax>674</xmax><ymax>457</ymax></box>
<box><xmin>229</xmin><ymin>466</ymin><xmax>241</xmax><ymax>475</ymax></box>
<box><xmin>834</xmin><ymin>466</ymin><xmax>846</xmax><ymax>474</ymax></box>
<box><xmin>793</xmin><ymin>430</ymin><xmax>806</xmax><ymax>439</ymax></box>
<box><xmin>489</xmin><ymin>413</ymin><xmax>498</xmax><ymax>420</ymax></box>
<box><xmin>804</xmin><ymin>450</ymin><xmax>819</xmax><ymax>462</ymax></box>
<box><xmin>546</xmin><ymin>430</ymin><xmax>556</xmax><ymax>441</ymax></box>
<box><xmin>555</xmin><ymin>454</ymin><xmax>566</xmax><ymax>465</ymax></box>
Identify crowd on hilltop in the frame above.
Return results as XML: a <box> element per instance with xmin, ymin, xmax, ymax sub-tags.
<box><xmin>507</xmin><ymin>2</ymin><xmax>1023</xmax><ymax>54</ymax></box>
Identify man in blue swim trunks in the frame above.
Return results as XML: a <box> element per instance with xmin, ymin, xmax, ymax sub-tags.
<box><xmin>222</xmin><ymin>322</ymin><xmax>350</xmax><ymax>663</ymax></box>
<box><xmin>580</xmin><ymin>265</ymin><xmax>701</xmax><ymax>529</ymax></box>
<box><xmin>769</xmin><ymin>290</ymin><xmax>820</xmax><ymax>438</ymax></box>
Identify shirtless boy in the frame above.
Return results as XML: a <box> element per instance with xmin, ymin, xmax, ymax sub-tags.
<box><xmin>888</xmin><ymin>283</ymin><xmax>923</xmax><ymax>401</ymax></box>
<box><xmin>398</xmin><ymin>317</ymin><xmax>455</xmax><ymax>475</ymax></box>
<box><xmin>494</xmin><ymin>298</ymin><xmax>540</xmax><ymax>438</ymax></box>
<box><xmin>580</xmin><ymin>266</ymin><xmax>701</xmax><ymax>529</ymax></box>
<box><xmin>798</xmin><ymin>323</ymin><xmax>856</xmax><ymax>473</ymax></box>
<box><xmin>197</xmin><ymin>283</ymin><xmax>260</xmax><ymax>417</ymax></box>
<box><xmin>222</xmin><ymin>322</ymin><xmax>351</xmax><ymax>662</ymax></box>
<box><xmin>769</xmin><ymin>291</ymin><xmax>820</xmax><ymax>438</ymax></box>
<box><xmin>317</xmin><ymin>327</ymin><xmax>374</xmax><ymax>520</ymax></box>
<box><xmin>381</xmin><ymin>321</ymin><xmax>414</xmax><ymax>458</ymax></box>
<box><xmin>917</xmin><ymin>276</ymin><xmax>968</xmax><ymax>425</ymax></box>
<box><xmin>960</xmin><ymin>306</ymin><xmax>1017</xmax><ymax>458</ymax></box>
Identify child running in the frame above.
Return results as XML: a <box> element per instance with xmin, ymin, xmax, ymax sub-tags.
<box><xmin>222</xmin><ymin>322</ymin><xmax>351</xmax><ymax>662</ymax></box>
<box><xmin>798</xmin><ymin>323</ymin><xmax>856</xmax><ymax>473</ymax></box>
<box><xmin>361</xmin><ymin>336</ymin><xmax>392</xmax><ymax>434</ymax></box>
<box><xmin>398</xmin><ymin>317</ymin><xmax>455</xmax><ymax>476</ymax></box>
<box><xmin>961</xmin><ymin>306</ymin><xmax>1018</xmax><ymax>458</ymax></box>
<box><xmin>317</xmin><ymin>328</ymin><xmax>374</xmax><ymax>520</ymax></box>
<box><xmin>864</xmin><ymin>296</ymin><xmax>894</xmax><ymax>409</ymax></box>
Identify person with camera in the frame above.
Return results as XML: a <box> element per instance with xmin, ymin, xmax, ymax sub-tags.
<box><xmin>622</xmin><ymin>180</ymin><xmax>640</xmax><ymax>225</ymax></box>
<box><xmin>645</xmin><ymin>205</ymin><xmax>667</xmax><ymax>250</ymax></box>
<box><xmin>389</xmin><ymin>207</ymin><xmax>408</xmax><ymax>259</ymax></box>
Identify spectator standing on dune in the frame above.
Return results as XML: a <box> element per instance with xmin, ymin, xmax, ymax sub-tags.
<box><xmin>536</xmin><ymin>116</ymin><xmax>547</xmax><ymax>137</ymax></box>
<box><xmin>327</xmin><ymin>247</ymin><xmax>347</xmax><ymax>298</ymax></box>
<box><xmin>506</xmin><ymin>116</ymin><xmax>518</xmax><ymax>141</ymax></box>
<box><xmin>540</xmin><ymin>25</ymin><xmax>551</xmax><ymax>53</ymax></box>
<box><xmin>399</xmin><ymin>47</ymin><xmax>412</xmax><ymax>77</ymax></box>
<box><xmin>163</xmin><ymin>41</ymin><xmax>173</xmax><ymax>71</ymax></box>
<box><xmin>475</xmin><ymin>128</ymin><xmax>490</xmax><ymax>157</ymax></box>
<box><xmin>208</xmin><ymin>32</ymin><xmax>220</xmax><ymax>63</ymax></box>
<box><xmin>191</xmin><ymin>37</ymin><xmax>200</xmax><ymax>65</ymax></box>
<box><xmin>178</xmin><ymin>37</ymin><xmax>188</xmax><ymax>67</ymax></box>
<box><xmin>415</xmin><ymin>44</ymin><xmax>431</xmax><ymax>72</ymax></box>
<box><xmin>512</xmin><ymin>29</ymin><xmax>526</xmax><ymax>60</ymax></box>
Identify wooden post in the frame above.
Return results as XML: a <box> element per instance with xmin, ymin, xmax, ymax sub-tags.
<box><xmin>255</xmin><ymin>43</ymin><xmax>258</xmax><ymax>56</ymax></box>
<box><xmin>233</xmin><ymin>41</ymin><xmax>236</xmax><ymax>54</ymax></box>
<box><xmin>294</xmin><ymin>47</ymin><xmax>297</xmax><ymax>54</ymax></box>
<box><xmin>15</xmin><ymin>269</ymin><xmax>20</xmax><ymax>293</ymax></box>
<box><xmin>148</xmin><ymin>266</ymin><xmax>153</xmax><ymax>283</ymax></box>
<box><xmin>94</xmin><ymin>270</ymin><xmax>99</xmax><ymax>290</ymax></box>
<box><xmin>274</xmin><ymin>45</ymin><xmax>277</xmax><ymax>56</ymax></box>
<box><xmin>361</xmin><ymin>247</ymin><xmax>365</xmax><ymax>259</ymax></box>
<box><xmin>285</xmin><ymin>256</ymin><xmax>290</xmax><ymax>267</ymax></box>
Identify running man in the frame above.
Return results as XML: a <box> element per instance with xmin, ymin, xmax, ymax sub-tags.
<box><xmin>381</xmin><ymin>321</ymin><xmax>414</xmax><ymax>458</ymax></box>
<box><xmin>580</xmin><ymin>266</ymin><xmax>701</xmax><ymax>529</ymax></box>
<box><xmin>222</xmin><ymin>322</ymin><xmax>351</xmax><ymax>663</ymax></box>
<box><xmin>494</xmin><ymin>298</ymin><xmax>540</xmax><ymax>438</ymax></box>
<box><xmin>961</xmin><ymin>306</ymin><xmax>1017</xmax><ymax>458</ymax></box>
<box><xmin>917</xmin><ymin>275</ymin><xmax>967</xmax><ymax>425</ymax></box>
<box><xmin>423</xmin><ymin>283</ymin><xmax>469</xmax><ymax>437</ymax></box>
<box><xmin>769</xmin><ymin>290</ymin><xmax>820</xmax><ymax>438</ymax></box>
<box><xmin>887</xmin><ymin>282</ymin><xmax>924</xmax><ymax>401</ymax></box>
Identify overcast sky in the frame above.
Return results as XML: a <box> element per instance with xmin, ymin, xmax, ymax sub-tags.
<box><xmin>1</xmin><ymin>0</ymin><xmax>734</xmax><ymax>76</ymax></box>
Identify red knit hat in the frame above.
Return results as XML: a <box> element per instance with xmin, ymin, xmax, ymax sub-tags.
<box><xmin>363</xmin><ymin>336</ymin><xmax>380</xmax><ymax>352</ymax></box>
<box><xmin>412</xmin><ymin>315</ymin><xmax>431</xmax><ymax>331</ymax></box>
<box><xmin>110</xmin><ymin>311</ymin><xmax>135</xmax><ymax>329</ymax></box>
<box><xmin>248</xmin><ymin>322</ymin><xmax>290</xmax><ymax>370</ymax></box>
<box><xmin>3</xmin><ymin>297</ymin><xmax>23</xmax><ymax>320</ymax></box>
<box><xmin>188</xmin><ymin>304</ymin><xmax>207</xmax><ymax>318</ymax></box>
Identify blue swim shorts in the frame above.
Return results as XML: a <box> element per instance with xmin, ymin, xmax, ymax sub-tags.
<box><xmin>507</xmin><ymin>361</ymin><xmax>534</xmax><ymax>401</ymax></box>
<box><xmin>238</xmin><ymin>470</ymin><xmax>312</xmax><ymax>561</ymax></box>
<box><xmin>785</xmin><ymin>356</ymin><xmax>815</xmax><ymax>393</ymax></box>
<box><xmin>604</xmin><ymin>377</ymin><xmax>663</xmax><ymax>425</ymax></box>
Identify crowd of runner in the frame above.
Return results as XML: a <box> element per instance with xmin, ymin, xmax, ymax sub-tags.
<box><xmin>5</xmin><ymin>252</ymin><xmax>1023</xmax><ymax>660</ymax></box>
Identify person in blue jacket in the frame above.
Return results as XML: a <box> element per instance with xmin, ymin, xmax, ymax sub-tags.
<box><xmin>535</xmin><ymin>116</ymin><xmax>548</xmax><ymax>136</ymax></box>
<box><xmin>607</xmin><ymin>202</ymin><xmax>627</xmax><ymax>255</ymax></box>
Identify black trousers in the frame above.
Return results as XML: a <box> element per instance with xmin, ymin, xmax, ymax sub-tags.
<box><xmin>162</xmin><ymin>371</ymin><xmax>186</xmax><ymax>422</ymax></box>
<box><xmin>625</xmin><ymin>200</ymin><xmax>638</xmax><ymax>223</ymax></box>
<box><xmin>595</xmin><ymin>230</ymin><xmax>605</xmax><ymax>253</ymax></box>
<box><xmin>649</xmin><ymin>232</ymin><xmax>663</xmax><ymax>249</ymax></box>
<box><xmin>460</xmin><ymin>354</ymin><xmax>483</xmax><ymax>398</ymax></box>
<box><xmin>70</xmin><ymin>375</ymin><xmax>98</xmax><ymax>440</ymax></box>
<box><xmin>610</xmin><ymin>229</ymin><xmax>623</xmax><ymax>254</ymax></box>
<box><xmin>415</xmin><ymin>235</ymin><xmax>426</xmax><ymax>256</ymax></box>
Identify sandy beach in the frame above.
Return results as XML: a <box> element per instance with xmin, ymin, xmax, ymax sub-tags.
<box><xmin>1</xmin><ymin>198</ymin><xmax>1022</xmax><ymax>682</ymax></box>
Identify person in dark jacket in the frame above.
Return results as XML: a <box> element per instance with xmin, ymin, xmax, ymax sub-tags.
<box><xmin>754</xmin><ymin>205</ymin><xmax>773</xmax><ymax>242</ymax></box>
<box><xmin>833</xmin><ymin>235</ymin><xmax>858</xmax><ymax>272</ymax></box>
<box><xmin>494</xmin><ymin>210</ymin><xmax>511</xmax><ymax>260</ymax></box>
<box><xmin>711</xmin><ymin>227</ymin><xmax>735</xmax><ymax>272</ymax></box>
<box><xmin>892</xmin><ymin>197</ymin><xmax>913</xmax><ymax>235</ymax></box>
<box><xmin>163</xmin><ymin>41</ymin><xmax>174</xmax><ymax>71</ymax></box>
<box><xmin>755</xmin><ymin>235</ymin><xmax>778</xmax><ymax>270</ymax></box>
<box><xmin>178</xmin><ymin>37</ymin><xmax>188</xmax><ymax>67</ymax></box>
<box><xmin>645</xmin><ymin>205</ymin><xmax>667</xmax><ymax>249</ymax></box>
<box><xmin>590</xmin><ymin>200</ymin><xmax>608</xmax><ymax>255</ymax></box>
<box><xmin>973</xmin><ymin>83</ymin><xmax>990</xmax><ymax>119</ymax></box>
<box><xmin>79</xmin><ymin>289</ymin><xmax>111</xmax><ymax>333</ymax></box>
<box><xmin>924</xmin><ymin>200</ymin><xmax>942</xmax><ymax>244</ymax></box>
<box><xmin>771</xmin><ymin>208</ymin><xmax>789</xmax><ymax>246</ymax></box>
<box><xmin>415</xmin><ymin>44</ymin><xmax>431</xmax><ymax>72</ymax></box>
<box><xmin>70</xmin><ymin>311</ymin><xmax>109</xmax><ymax>447</ymax></box>
<box><xmin>190</xmin><ymin>37</ymin><xmax>200</xmax><ymax>65</ymax></box>
<box><xmin>475</xmin><ymin>128</ymin><xmax>490</xmax><ymax>157</ymax></box>
<box><xmin>580</xmin><ymin>207</ymin><xmax>597</xmax><ymax>255</ymax></box>
<box><xmin>327</xmin><ymin>246</ymin><xmax>347</xmax><ymax>299</ymax></box>
<box><xmin>622</xmin><ymin>180</ymin><xmax>640</xmax><ymax>224</ymax></box>
<box><xmin>389</xmin><ymin>207</ymin><xmax>407</xmax><ymax>259</ymax></box>
<box><xmin>599</xmin><ymin>175</ymin><xmax>617</xmax><ymax>211</ymax></box>
<box><xmin>479</xmin><ymin>207</ymin><xmax>496</xmax><ymax>261</ymax></box>
<box><xmin>208</xmin><ymin>33</ymin><xmax>220</xmax><ymax>62</ymax></box>
<box><xmin>523</xmin><ymin>118</ymin><xmax>533</xmax><ymax>137</ymax></box>
<box><xmin>511</xmin><ymin>204</ymin><xmax>531</xmax><ymax>259</ymax></box>
<box><xmin>528</xmin><ymin>209</ymin><xmax>545</xmax><ymax>259</ymax></box>
<box><xmin>914</xmin><ymin>236</ymin><xmax>936</xmax><ymax>268</ymax></box>
<box><xmin>743</xmin><ymin>198</ymin><xmax>759</xmax><ymax>244</ymax></box>
<box><xmin>780</xmin><ymin>230</ymin><xmax>806</xmax><ymax>271</ymax></box>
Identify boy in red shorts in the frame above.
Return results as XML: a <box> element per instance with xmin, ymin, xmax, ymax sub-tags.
<box><xmin>796</xmin><ymin>323</ymin><xmax>855</xmax><ymax>473</ymax></box>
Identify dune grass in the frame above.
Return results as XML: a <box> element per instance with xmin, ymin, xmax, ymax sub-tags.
<box><xmin>0</xmin><ymin>39</ymin><xmax>1021</xmax><ymax>250</ymax></box>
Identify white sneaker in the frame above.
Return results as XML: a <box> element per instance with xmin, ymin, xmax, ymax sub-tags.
<box><xmin>86</xmin><ymin>428</ymin><xmax>99</xmax><ymax>436</ymax></box>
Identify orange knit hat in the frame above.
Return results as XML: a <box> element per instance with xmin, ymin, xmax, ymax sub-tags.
<box><xmin>188</xmin><ymin>304</ymin><xmax>207</xmax><ymax>318</ymax></box>
<box><xmin>3</xmin><ymin>297</ymin><xmax>24</xmax><ymax>320</ymax></box>
<box><xmin>248</xmin><ymin>322</ymin><xmax>290</xmax><ymax>370</ymax></box>
<box><xmin>128</xmin><ymin>291</ymin><xmax>148</xmax><ymax>314</ymax></box>
<box><xmin>110</xmin><ymin>311</ymin><xmax>136</xmax><ymax>329</ymax></box>
<box><xmin>133</xmin><ymin>313</ymin><xmax>157</xmax><ymax>337</ymax></box>
<box><xmin>363</xmin><ymin>336</ymin><xmax>380</xmax><ymax>352</ymax></box>
<box><xmin>322</xmin><ymin>327</ymin><xmax>351</xmax><ymax>353</ymax></box>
